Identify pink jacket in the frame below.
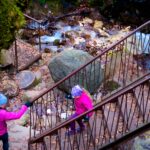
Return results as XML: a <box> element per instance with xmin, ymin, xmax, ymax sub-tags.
<box><xmin>0</xmin><ymin>105</ymin><xmax>28</xmax><ymax>136</ymax></box>
<box><xmin>74</xmin><ymin>91</ymin><xmax>93</xmax><ymax>117</ymax></box>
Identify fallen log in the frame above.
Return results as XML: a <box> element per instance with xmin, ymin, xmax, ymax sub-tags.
<box><xmin>18</xmin><ymin>53</ymin><xmax>41</xmax><ymax>71</ymax></box>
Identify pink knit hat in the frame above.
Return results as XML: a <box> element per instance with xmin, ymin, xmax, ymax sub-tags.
<box><xmin>71</xmin><ymin>85</ymin><xmax>83</xmax><ymax>98</ymax></box>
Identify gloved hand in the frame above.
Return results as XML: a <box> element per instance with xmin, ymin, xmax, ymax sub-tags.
<box><xmin>65</xmin><ymin>93</ymin><xmax>73</xmax><ymax>100</ymax></box>
<box><xmin>24</xmin><ymin>101</ymin><xmax>33</xmax><ymax>107</ymax></box>
<box><xmin>83</xmin><ymin>116</ymin><xmax>89</xmax><ymax>122</ymax></box>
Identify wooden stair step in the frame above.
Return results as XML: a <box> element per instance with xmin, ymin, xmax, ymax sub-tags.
<box><xmin>101</xmin><ymin>101</ymin><xmax>124</xmax><ymax>142</ymax></box>
<box><xmin>117</xmin><ymin>91</ymin><xmax>142</xmax><ymax>132</ymax></box>
<box><xmin>131</xmin><ymin>83</ymin><xmax>150</xmax><ymax>123</ymax></box>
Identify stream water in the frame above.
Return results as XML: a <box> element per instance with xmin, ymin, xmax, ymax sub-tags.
<box><xmin>27</xmin><ymin>19</ymin><xmax>150</xmax><ymax>69</ymax></box>
<box><xmin>31</xmin><ymin>21</ymin><xmax>98</xmax><ymax>52</ymax></box>
<box><xmin>134</xmin><ymin>32</ymin><xmax>150</xmax><ymax>69</ymax></box>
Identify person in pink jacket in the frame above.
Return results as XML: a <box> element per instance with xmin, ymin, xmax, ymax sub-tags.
<box><xmin>0</xmin><ymin>93</ymin><xmax>32</xmax><ymax>150</ymax></box>
<box><xmin>66</xmin><ymin>85</ymin><xmax>93</xmax><ymax>135</ymax></box>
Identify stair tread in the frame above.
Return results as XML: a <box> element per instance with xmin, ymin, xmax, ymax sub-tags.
<box><xmin>117</xmin><ymin>93</ymin><xmax>140</xmax><ymax>131</ymax></box>
<box><xmin>101</xmin><ymin>102</ymin><xmax>124</xmax><ymax>141</ymax></box>
<box><xmin>132</xmin><ymin>84</ymin><xmax>150</xmax><ymax>122</ymax></box>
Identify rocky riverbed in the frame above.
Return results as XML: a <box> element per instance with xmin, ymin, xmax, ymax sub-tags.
<box><xmin>0</xmin><ymin>8</ymin><xmax>149</xmax><ymax>149</ymax></box>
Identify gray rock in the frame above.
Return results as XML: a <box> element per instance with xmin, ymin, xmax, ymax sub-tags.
<box><xmin>2</xmin><ymin>80</ymin><xmax>19</xmax><ymax>98</ymax></box>
<box><xmin>7</xmin><ymin>122</ymin><xmax>36</xmax><ymax>150</ymax></box>
<box><xmin>48</xmin><ymin>49</ymin><xmax>104</xmax><ymax>94</ymax></box>
<box><xmin>134</xmin><ymin>137</ymin><xmax>150</xmax><ymax>150</ymax></box>
<box><xmin>15</xmin><ymin>113</ymin><xmax>30</xmax><ymax>126</ymax></box>
<box><xmin>0</xmin><ymin>49</ymin><xmax>14</xmax><ymax>67</ymax></box>
<box><xmin>22</xmin><ymin>90</ymin><xmax>42</xmax><ymax>102</ymax></box>
<box><xmin>34</xmin><ymin>71</ymin><xmax>42</xmax><ymax>82</ymax></box>
<box><xmin>132</xmin><ymin>130</ymin><xmax>150</xmax><ymax>150</ymax></box>
<box><xmin>17</xmin><ymin>70</ymin><xmax>36</xmax><ymax>89</ymax></box>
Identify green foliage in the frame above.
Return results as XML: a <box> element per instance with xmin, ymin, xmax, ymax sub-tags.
<box><xmin>39</xmin><ymin>0</ymin><xmax>46</xmax><ymax>5</ymax></box>
<box><xmin>0</xmin><ymin>0</ymin><xmax>25</xmax><ymax>49</ymax></box>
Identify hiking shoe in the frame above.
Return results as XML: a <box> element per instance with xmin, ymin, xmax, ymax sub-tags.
<box><xmin>65</xmin><ymin>130</ymin><xmax>76</xmax><ymax>136</ymax></box>
<box><xmin>76</xmin><ymin>127</ymin><xmax>85</xmax><ymax>133</ymax></box>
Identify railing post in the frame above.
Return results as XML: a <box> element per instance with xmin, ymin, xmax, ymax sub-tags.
<box><xmin>14</xmin><ymin>38</ymin><xmax>18</xmax><ymax>73</ymax></box>
<box><xmin>28</xmin><ymin>142</ymin><xmax>31</xmax><ymax>150</ymax></box>
<box><xmin>38</xmin><ymin>23</ymin><xmax>42</xmax><ymax>51</ymax></box>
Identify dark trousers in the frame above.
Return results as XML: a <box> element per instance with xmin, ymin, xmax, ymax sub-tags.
<box><xmin>70</xmin><ymin>113</ymin><xmax>85</xmax><ymax>131</ymax></box>
<box><xmin>0</xmin><ymin>133</ymin><xmax>9</xmax><ymax>150</ymax></box>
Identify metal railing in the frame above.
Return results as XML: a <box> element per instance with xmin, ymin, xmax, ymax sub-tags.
<box><xmin>11</xmin><ymin>38</ymin><xmax>41</xmax><ymax>71</ymax></box>
<box><xmin>28</xmin><ymin>73</ymin><xmax>150</xmax><ymax>150</ymax></box>
<box><xmin>27</xmin><ymin>20</ymin><xmax>150</xmax><ymax>140</ymax></box>
<box><xmin>12</xmin><ymin>14</ymin><xmax>43</xmax><ymax>72</ymax></box>
<box><xmin>23</xmin><ymin>14</ymin><xmax>43</xmax><ymax>51</ymax></box>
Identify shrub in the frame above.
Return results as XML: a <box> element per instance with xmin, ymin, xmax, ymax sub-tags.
<box><xmin>0</xmin><ymin>0</ymin><xmax>25</xmax><ymax>49</ymax></box>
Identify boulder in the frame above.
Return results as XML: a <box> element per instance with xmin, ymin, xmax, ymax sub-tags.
<box><xmin>15</xmin><ymin>113</ymin><xmax>30</xmax><ymax>126</ymax></box>
<box><xmin>0</xmin><ymin>49</ymin><xmax>14</xmax><ymax>67</ymax></box>
<box><xmin>22</xmin><ymin>90</ymin><xmax>46</xmax><ymax>102</ymax></box>
<box><xmin>133</xmin><ymin>131</ymin><xmax>150</xmax><ymax>150</ymax></box>
<box><xmin>35</xmin><ymin>70</ymin><xmax>42</xmax><ymax>79</ymax></box>
<box><xmin>48</xmin><ymin>49</ymin><xmax>104</xmax><ymax>94</ymax></box>
<box><xmin>2</xmin><ymin>80</ymin><xmax>19</xmax><ymax>98</ymax></box>
<box><xmin>7</xmin><ymin>122</ymin><xmax>36</xmax><ymax>150</ymax></box>
<box><xmin>17</xmin><ymin>70</ymin><xmax>36</xmax><ymax>89</ymax></box>
<box><xmin>93</xmin><ymin>20</ymin><xmax>103</xmax><ymax>29</ymax></box>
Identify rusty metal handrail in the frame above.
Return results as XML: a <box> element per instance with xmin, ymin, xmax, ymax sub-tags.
<box><xmin>30</xmin><ymin>20</ymin><xmax>150</xmax><ymax>103</ymax></box>
<box><xmin>27</xmin><ymin>20</ymin><xmax>150</xmax><ymax>140</ymax></box>
<box><xmin>100</xmin><ymin>122</ymin><xmax>150</xmax><ymax>149</ymax></box>
<box><xmin>24</xmin><ymin>13</ymin><xmax>42</xmax><ymax>24</ymax></box>
<box><xmin>27</xmin><ymin>20</ymin><xmax>150</xmax><ymax>149</ymax></box>
<box><xmin>23</xmin><ymin>13</ymin><xmax>42</xmax><ymax>51</ymax></box>
<box><xmin>13</xmin><ymin>14</ymin><xmax>43</xmax><ymax>72</ymax></box>
<box><xmin>12</xmin><ymin>38</ymin><xmax>42</xmax><ymax>72</ymax></box>
<box><xmin>29</xmin><ymin>72</ymin><xmax>150</xmax><ymax>143</ymax></box>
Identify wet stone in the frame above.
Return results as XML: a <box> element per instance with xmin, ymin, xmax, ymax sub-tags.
<box><xmin>2</xmin><ymin>80</ymin><xmax>19</xmax><ymax>98</ymax></box>
<box><xmin>17</xmin><ymin>70</ymin><xmax>36</xmax><ymax>89</ymax></box>
<box><xmin>48</xmin><ymin>49</ymin><xmax>104</xmax><ymax>93</ymax></box>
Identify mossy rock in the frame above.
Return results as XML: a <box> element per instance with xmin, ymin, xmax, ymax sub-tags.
<box><xmin>53</xmin><ymin>39</ymin><xmax>60</xmax><ymax>46</ymax></box>
<box><xmin>104</xmin><ymin>80</ymin><xmax>120</xmax><ymax>92</ymax></box>
<box><xmin>48</xmin><ymin>49</ymin><xmax>104</xmax><ymax>94</ymax></box>
<box><xmin>0</xmin><ymin>49</ymin><xmax>13</xmax><ymax>67</ymax></box>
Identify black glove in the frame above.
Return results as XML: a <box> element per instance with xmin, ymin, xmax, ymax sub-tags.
<box><xmin>83</xmin><ymin>116</ymin><xmax>89</xmax><ymax>122</ymax></box>
<box><xmin>65</xmin><ymin>93</ymin><xmax>73</xmax><ymax>100</ymax></box>
<box><xmin>24</xmin><ymin>101</ymin><xmax>33</xmax><ymax>107</ymax></box>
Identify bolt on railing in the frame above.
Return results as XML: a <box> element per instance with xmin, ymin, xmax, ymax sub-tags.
<box><xmin>28</xmin><ymin>20</ymin><xmax>150</xmax><ymax>139</ymax></box>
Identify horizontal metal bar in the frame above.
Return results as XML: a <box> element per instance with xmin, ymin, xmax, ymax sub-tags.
<box><xmin>103</xmin><ymin>73</ymin><xmax>150</xmax><ymax>101</ymax></box>
<box><xmin>100</xmin><ymin>122</ymin><xmax>150</xmax><ymax>150</ymax></box>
